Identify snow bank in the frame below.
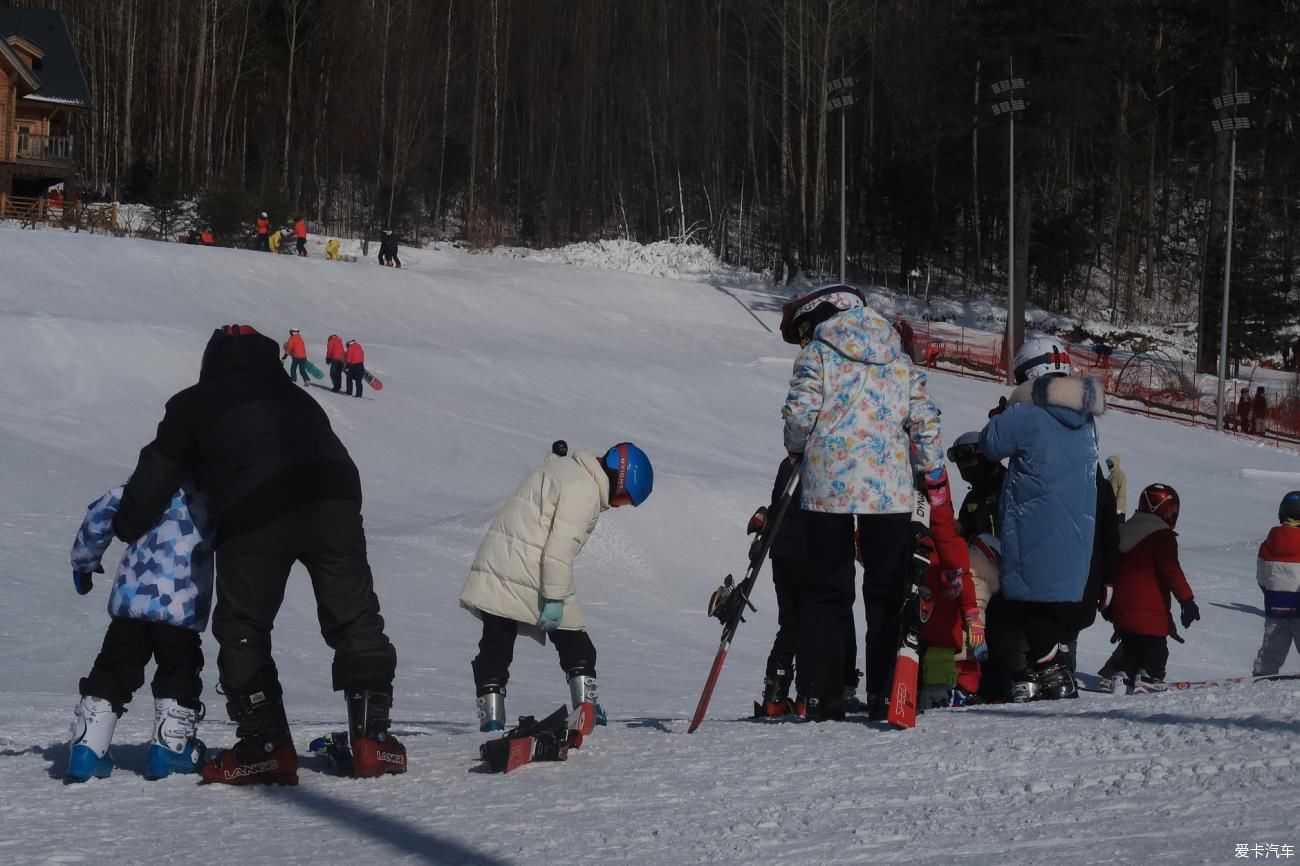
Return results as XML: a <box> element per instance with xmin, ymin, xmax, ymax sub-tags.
<box><xmin>495</xmin><ymin>238</ymin><xmax>745</xmax><ymax>282</ymax></box>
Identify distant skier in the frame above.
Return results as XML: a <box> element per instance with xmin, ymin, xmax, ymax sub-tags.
<box><xmin>293</xmin><ymin>216</ymin><xmax>308</xmax><ymax>257</ymax></box>
<box><xmin>256</xmin><ymin>211</ymin><xmax>269</xmax><ymax>251</ymax></box>
<box><xmin>1096</xmin><ymin>484</ymin><xmax>1198</xmax><ymax>690</ymax></box>
<box><xmin>64</xmin><ymin>482</ymin><xmax>214</xmax><ymax>782</ymax></box>
<box><xmin>979</xmin><ymin>337</ymin><xmax>1104</xmax><ymax>701</ymax></box>
<box><xmin>1253</xmin><ymin>387</ymin><xmax>1269</xmax><ymax>435</ymax></box>
<box><xmin>268</xmin><ymin>227</ymin><xmax>284</xmax><ymax>254</ymax></box>
<box><xmin>344</xmin><ymin>338</ymin><xmax>366</xmax><ymax>397</ymax></box>
<box><xmin>1106</xmin><ymin>455</ymin><xmax>1127</xmax><ymax>523</ymax></box>
<box><xmin>1237</xmin><ymin>387</ymin><xmax>1252</xmax><ymax>434</ymax></box>
<box><xmin>282</xmin><ymin>328</ymin><xmax>309</xmax><ymax>385</ymax></box>
<box><xmin>378</xmin><ymin>229</ymin><xmax>401</xmax><ymax>268</ymax></box>
<box><xmin>325</xmin><ymin>239</ymin><xmax>342</xmax><ymax>261</ymax></box>
<box><xmin>459</xmin><ymin>442</ymin><xmax>653</xmax><ymax>732</ymax></box>
<box><xmin>112</xmin><ymin>324</ymin><xmax>404</xmax><ymax>785</ymax></box>
<box><xmin>325</xmin><ymin>333</ymin><xmax>345</xmax><ymax>392</ymax></box>
<box><xmin>1253</xmin><ymin>491</ymin><xmax>1300</xmax><ymax>676</ymax></box>
<box><xmin>779</xmin><ymin>286</ymin><xmax>943</xmax><ymax>721</ymax></box>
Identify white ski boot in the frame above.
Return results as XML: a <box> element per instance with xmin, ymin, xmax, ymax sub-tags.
<box><xmin>66</xmin><ymin>696</ymin><xmax>117</xmax><ymax>783</ymax></box>
<box><xmin>146</xmin><ymin>699</ymin><xmax>207</xmax><ymax>779</ymax></box>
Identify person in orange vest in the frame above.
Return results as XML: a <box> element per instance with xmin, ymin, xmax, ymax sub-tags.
<box><xmin>200</xmin><ymin>225</ymin><xmax>215</xmax><ymax>246</ymax></box>
<box><xmin>256</xmin><ymin>212</ymin><xmax>270</xmax><ymax>251</ymax></box>
<box><xmin>282</xmin><ymin>329</ymin><xmax>309</xmax><ymax>385</ymax></box>
<box><xmin>293</xmin><ymin>216</ymin><xmax>308</xmax><ymax>257</ymax></box>
<box><xmin>344</xmin><ymin>339</ymin><xmax>366</xmax><ymax>398</ymax></box>
<box><xmin>325</xmin><ymin>334</ymin><xmax>345</xmax><ymax>392</ymax></box>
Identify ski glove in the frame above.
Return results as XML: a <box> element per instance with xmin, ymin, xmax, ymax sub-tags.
<box><xmin>941</xmin><ymin>569</ymin><xmax>966</xmax><ymax>600</ymax></box>
<box><xmin>73</xmin><ymin>564</ymin><xmax>104</xmax><ymax>596</ymax></box>
<box><xmin>1180</xmin><ymin>598</ymin><xmax>1201</xmax><ymax>629</ymax></box>
<box><xmin>1098</xmin><ymin>583</ymin><xmax>1116</xmax><ymax>621</ymax></box>
<box><xmin>746</xmin><ymin>506</ymin><xmax>769</xmax><ymax>536</ymax></box>
<box><xmin>963</xmin><ymin>609</ymin><xmax>988</xmax><ymax>662</ymax></box>
<box><xmin>537</xmin><ymin>599</ymin><xmax>564</xmax><ymax>632</ymax></box>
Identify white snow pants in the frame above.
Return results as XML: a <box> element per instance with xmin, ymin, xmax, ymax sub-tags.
<box><xmin>1253</xmin><ymin>617</ymin><xmax>1300</xmax><ymax>676</ymax></box>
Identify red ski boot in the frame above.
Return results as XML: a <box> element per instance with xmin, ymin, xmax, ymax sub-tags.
<box><xmin>346</xmin><ymin>688</ymin><xmax>407</xmax><ymax>778</ymax></box>
<box><xmin>200</xmin><ymin>693</ymin><xmax>298</xmax><ymax>786</ymax></box>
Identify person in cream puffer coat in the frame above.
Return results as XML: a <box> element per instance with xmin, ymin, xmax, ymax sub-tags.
<box><xmin>460</xmin><ymin>441</ymin><xmax>653</xmax><ymax>731</ymax></box>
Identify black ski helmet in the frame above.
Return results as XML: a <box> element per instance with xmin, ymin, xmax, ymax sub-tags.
<box><xmin>778</xmin><ymin>285</ymin><xmax>866</xmax><ymax>345</ymax></box>
<box><xmin>1280</xmin><ymin>491</ymin><xmax>1300</xmax><ymax>524</ymax></box>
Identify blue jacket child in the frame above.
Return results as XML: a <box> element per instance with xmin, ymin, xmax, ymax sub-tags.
<box><xmin>64</xmin><ymin>484</ymin><xmax>216</xmax><ymax>783</ymax></box>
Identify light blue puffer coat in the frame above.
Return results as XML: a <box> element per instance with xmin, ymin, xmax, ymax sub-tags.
<box><xmin>979</xmin><ymin>375</ymin><xmax>1105</xmax><ymax>602</ymax></box>
<box><xmin>782</xmin><ymin>306</ymin><xmax>943</xmax><ymax>514</ymax></box>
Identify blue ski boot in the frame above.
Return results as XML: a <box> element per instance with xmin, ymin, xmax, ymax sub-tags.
<box><xmin>65</xmin><ymin>696</ymin><xmax>117</xmax><ymax>783</ymax></box>
<box><xmin>145</xmin><ymin>699</ymin><xmax>206</xmax><ymax>779</ymax></box>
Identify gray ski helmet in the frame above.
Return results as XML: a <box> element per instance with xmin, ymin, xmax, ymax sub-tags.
<box><xmin>946</xmin><ymin>431</ymin><xmax>981</xmax><ymax>465</ymax></box>
<box><xmin>1280</xmin><ymin>491</ymin><xmax>1300</xmax><ymax>523</ymax></box>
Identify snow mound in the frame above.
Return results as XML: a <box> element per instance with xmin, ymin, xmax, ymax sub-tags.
<box><xmin>496</xmin><ymin>238</ymin><xmax>732</xmax><ymax>281</ymax></box>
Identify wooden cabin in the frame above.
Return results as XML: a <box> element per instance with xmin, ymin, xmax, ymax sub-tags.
<box><xmin>0</xmin><ymin>8</ymin><xmax>90</xmax><ymax>219</ymax></box>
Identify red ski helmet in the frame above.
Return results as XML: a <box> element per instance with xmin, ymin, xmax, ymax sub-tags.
<box><xmin>1136</xmin><ymin>483</ymin><xmax>1180</xmax><ymax>529</ymax></box>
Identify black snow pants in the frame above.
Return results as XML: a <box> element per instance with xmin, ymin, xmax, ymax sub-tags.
<box><xmin>328</xmin><ymin>360</ymin><xmax>344</xmax><ymax>391</ymax></box>
<box><xmin>999</xmin><ymin>599</ymin><xmax>1076</xmax><ymax>670</ymax></box>
<box><xmin>471</xmin><ymin>611</ymin><xmax>597</xmax><ymax>689</ymax></box>
<box><xmin>1099</xmin><ymin>633</ymin><xmax>1170</xmax><ymax>681</ymax></box>
<box><xmin>792</xmin><ymin>512</ymin><xmax>857</xmax><ymax>704</ymax></box>
<box><xmin>212</xmin><ymin>499</ymin><xmax>396</xmax><ymax>719</ymax></box>
<box><xmin>346</xmin><ymin>363</ymin><xmax>365</xmax><ymax>397</ymax></box>
<box><xmin>858</xmin><ymin>512</ymin><xmax>915</xmax><ymax>699</ymax></box>
<box><xmin>80</xmin><ymin>618</ymin><xmax>204</xmax><ymax>713</ymax></box>
<box><xmin>766</xmin><ymin>555</ymin><xmax>859</xmax><ymax>691</ymax></box>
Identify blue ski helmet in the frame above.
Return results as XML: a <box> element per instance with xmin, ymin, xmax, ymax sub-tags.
<box><xmin>603</xmin><ymin>442</ymin><xmax>653</xmax><ymax>507</ymax></box>
<box><xmin>1279</xmin><ymin>491</ymin><xmax>1300</xmax><ymax>524</ymax></box>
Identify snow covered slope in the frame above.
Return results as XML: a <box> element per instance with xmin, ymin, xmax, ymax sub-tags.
<box><xmin>0</xmin><ymin>227</ymin><xmax>1296</xmax><ymax>865</ymax></box>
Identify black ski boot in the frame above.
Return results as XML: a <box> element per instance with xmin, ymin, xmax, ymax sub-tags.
<box><xmin>1030</xmin><ymin>646</ymin><xmax>1078</xmax><ymax>700</ymax></box>
<box><xmin>754</xmin><ymin>672</ymin><xmax>796</xmax><ymax>718</ymax></box>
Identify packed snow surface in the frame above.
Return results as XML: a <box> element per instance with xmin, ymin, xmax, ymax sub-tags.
<box><xmin>0</xmin><ymin>228</ymin><xmax>1296</xmax><ymax>865</ymax></box>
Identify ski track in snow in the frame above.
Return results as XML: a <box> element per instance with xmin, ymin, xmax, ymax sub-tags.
<box><xmin>0</xmin><ymin>228</ymin><xmax>1297</xmax><ymax>865</ymax></box>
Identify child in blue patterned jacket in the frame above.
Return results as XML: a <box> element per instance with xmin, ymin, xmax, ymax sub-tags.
<box><xmin>64</xmin><ymin>482</ymin><xmax>215</xmax><ymax>782</ymax></box>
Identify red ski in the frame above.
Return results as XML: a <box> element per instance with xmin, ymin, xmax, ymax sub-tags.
<box><xmin>887</xmin><ymin>491</ymin><xmax>935</xmax><ymax>730</ymax></box>
<box><xmin>688</xmin><ymin>463</ymin><xmax>801</xmax><ymax>733</ymax></box>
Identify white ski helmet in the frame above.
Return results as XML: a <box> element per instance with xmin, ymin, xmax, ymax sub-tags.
<box><xmin>1013</xmin><ymin>336</ymin><xmax>1072</xmax><ymax>384</ymax></box>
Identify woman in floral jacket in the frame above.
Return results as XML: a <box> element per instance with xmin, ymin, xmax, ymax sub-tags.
<box><xmin>779</xmin><ymin>287</ymin><xmax>943</xmax><ymax>719</ymax></box>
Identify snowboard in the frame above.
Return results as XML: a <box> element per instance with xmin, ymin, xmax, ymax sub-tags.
<box><xmin>688</xmin><ymin>461</ymin><xmax>802</xmax><ymax>733</ymax></box>
<box><xmin>479</xmin><ymin>705</ymin><xmax>585</xmax><ymax>773</ymax></box>
<box><xmin>887</xmin><ymin>490</ymin><xmax>935</xmax><ymax>730</ymax></box>
<box><xmin>303</xmin><ymin>359</ymin><xmax>325</xmax><ymax>380</ymax></box>
<box><xmin>362</xmin><ymin>370</ymin><xmax>384</xmax><ymax>391</ymax></box>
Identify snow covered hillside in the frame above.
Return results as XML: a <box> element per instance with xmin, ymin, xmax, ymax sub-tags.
<box><xmin>0</xmin><ymin>227</ymin><xmax>1296</xmax><ymax>865</ymax></box>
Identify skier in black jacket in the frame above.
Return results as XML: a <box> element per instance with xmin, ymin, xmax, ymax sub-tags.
<box><xmin>377</xmin><ymin>229</ymin><xmax>401</xmax><ymax>268</ymax></box>
<box><xmin>112</xmin><ymin>324</ymin><xmax>405</xmax><ymax>785</ymax></box>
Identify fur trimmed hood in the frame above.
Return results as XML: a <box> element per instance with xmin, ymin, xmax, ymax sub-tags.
<box><xmin>1007</xmin><ymin>374</ymin><xmax>1106</xmax><ymax>430</ymax></box>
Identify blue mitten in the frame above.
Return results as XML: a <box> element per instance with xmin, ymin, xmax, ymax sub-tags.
<box><xmin>73</xmin><ymin>564</ymin><xmax>104</xmax><ymax>595</ymax></box>
<box><xmin>537</xmin><ymin>599</ymin><xmax>564</xmax><ymax>632</ymax></box>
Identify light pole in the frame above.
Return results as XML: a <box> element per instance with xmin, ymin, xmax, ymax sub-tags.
<box><xmin>1210</xmin><ymin>80</ymin><xmax>1250</xmax><ymax>432</ymax></box>
<box><xmin>991</xmin><ymin>62</ymin><xmax>1027</xmax><ymax>385</ymax></box>
<box><xmin>828</xmin><ymin>76</ymin><xmax>855</xmax><ymax>285</ymax></box>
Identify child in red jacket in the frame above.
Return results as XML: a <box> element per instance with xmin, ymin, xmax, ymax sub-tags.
<box><xmin>918</xmin><ymin>469</ymin><xmax>986</xmax><ymax>708</ymax></box>
<box><xmin>1098</xmin><ymin>484</ymin><xmax>1200</xmax><ymax>689</ymax></box>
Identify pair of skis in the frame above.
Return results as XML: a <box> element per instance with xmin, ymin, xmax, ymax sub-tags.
<box><xmin>688</xmin><ymin>461</ymin><xmax>937</xmax><ymax>732</ymax></box>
